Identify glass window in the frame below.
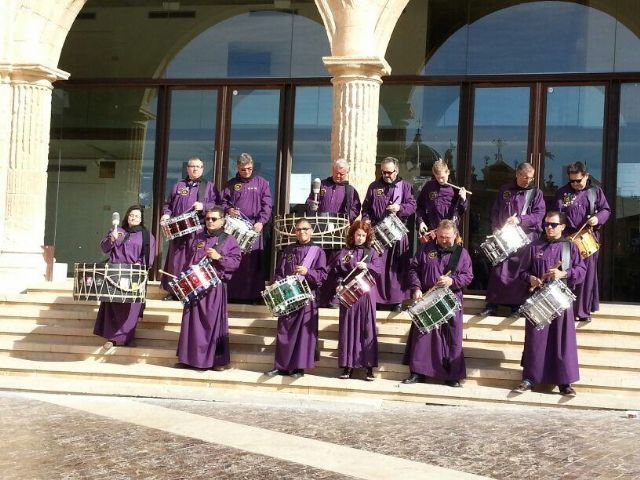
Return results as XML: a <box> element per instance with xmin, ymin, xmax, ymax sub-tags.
<box><xmin>46</xmin><ymin>87</ymin><xmax>158</xmax><ymax>271</ymax></box>
<box><xmin>60</xmin><ymin>0</ymin><xmax>329</xmax><ymax>79</ymax></box>
<box><xmin>612</xmin><ymin>83</ymin><xmax>640</xmax><ymax>301</ymax></box>
<box><xmin>290</xmin><ymin>86</ymin><xmax>333</xmax><ymax>211</ymax></box>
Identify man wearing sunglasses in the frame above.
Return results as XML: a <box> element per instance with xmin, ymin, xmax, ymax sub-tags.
<box><xmin>553</xmin><ymin>161</ymin><xmax>611</xmax><ymax>323</ymax></box>
<box><xmin>265</xmin><ymin>218</ymin><xmax>327</xmax><ymax>378</ymax></box>
<box><xmin>513</xmin><ymin>211</ymin><xmax>586</xmax><ymax>396</ymax></box>
<box><xmin>160</xmin><ymin>157</ymin><xmax>220</xmax><ymax>301</ymax></box>
<box><xmin>361</xmin><ymin>157</ymin><xmax>417</xmax><ymax>312</ymax></box>
<box><xmin>175</xmin><ymin>207</ymin><xmax>241</xmax><ymax>371</ymax></box>
<box><xmin>480</xmin><ymin>162</ymin><xmax>546</xmax><ymax>320</ymax></box>
<box><xmin>221</xmin><ymin>153</ymin><xmax>272</xmax><ymax>304</ymax></box>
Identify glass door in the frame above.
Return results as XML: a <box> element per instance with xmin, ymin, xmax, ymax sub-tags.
<box><xmin>467</xmin><ymin>86</ymin><xmax>532</xmax><ymax>290</ymax></box>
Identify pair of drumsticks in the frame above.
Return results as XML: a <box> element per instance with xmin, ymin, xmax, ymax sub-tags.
<box><xmin>529</xmin><ymin>260</ymin><xmax>562</xmax><ymax>292</ymax></box>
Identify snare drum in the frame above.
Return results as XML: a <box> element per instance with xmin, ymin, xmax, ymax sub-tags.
<box><xmin>274</xmin><ymin>213</ymin><xmax>349</xmax><ymax>249</ymax></box>
<box><xmin>262</xmin><ymin>275</ymin><xmax>313</xmax><ymax>316</ymax></box>
<box><xmin>168</xmin><ymin>259</ymin><xmax>221</xmax><ymax>305</ymax></box>
<box><xmin>74</xmin><ymin>263</ymin><xmax>148</xmax><ymax>303</ymax></box>
<box><xmin>372</xmin><ymin>213</ymin><xmax>409</xmax><ymax>254</ymax></box>
<box><xmin>518</xmin><ymin>279</ymin><xmax>577</xmax><ymax>330</ymax></box>
<box><xmin>407</xmin><ymin>286</ymin><xmax>461</xmax><ymax>334</ymax></box>
<box><xmin>161</xmin><ymin>211</ymin><xmax>202</xmax><ymax>240</ymax></box>
<box><xmin>569</xmin><ymin>229</ymin><xmax>599</xmax><ymax>259</ymax></box>
<box><xmin>336</xmin><ymin>269</ymin><xmax>376</xmax><ymax>308</ymax></box>
<box><xmin>224</xmin><ymin>215</ymin><xmax>260</xmax><ymax>254</ymax></box>
<box><xmin>480</xmin><ymin>223</ymin><xmax>530</xmax><ymax>266</ymax></box>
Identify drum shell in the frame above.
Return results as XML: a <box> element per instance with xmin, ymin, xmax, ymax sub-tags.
<box><xmin>262</xmin><ymin>275</ymin><xmax>313</xmax><ymax>316</ymax></box>
<box><xmin>480</xmin><ymin>223</ymin><xmax>530</xmax><ymax>266</ymax></box>
<box><xmin>519</xmin><ymin>279</ymin><xmax>577</xmax><ymax>330</ymax></box>
<box><xmin>160</xmin><ymin>211</ymin><xmax>202</xmax><ymax>240</ymax></box>
<box><xmin>372</xmin><ymin>213</ymin><xmax>409</xmax><ymax>254</ymax></box>
<box><xmin>168</xmin><ymin>260</ymin><xmax>220</xmax><ymax>305</ymax></box>
<box><xmin>74</xmin><ymin>263</ymin><xmax>148</xmax><ymax>303</ymax></box>
<box><xmin>224</xmin><ymin>216</ymin><xmax>260</xmax><ymax>254</ymax></box>
<box><xmin>336</xmin><ymin>269</ymin><xmax>376</xmax><ymax>308</ymax></box>
<box><xmin>570</xmin><ymin>230</ymin><xmax>599</xmax><ymax>259</ymax></box>
<box><xmin>408</xmin><ymin>286</ymin><xmax>461</xmax><ymax>334</ymax></box>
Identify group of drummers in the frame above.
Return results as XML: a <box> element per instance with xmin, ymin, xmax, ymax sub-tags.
<box><xmin>82</xmin><ymin>152</ymin><xmax>610</xmax><ymax>397</ymax></box>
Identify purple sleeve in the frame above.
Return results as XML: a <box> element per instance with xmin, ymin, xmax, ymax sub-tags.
<box><xmin>518</xmin><ymin>244</ymin><xmax>535</xmax><ymax>284</ymax></box>
<box><xmin>450</xmin><ymin>248</ymin><xmax>473</xmax><ymax>290</ymax></box>
<box><xmin>367</xmin><ymin>250</ymin><xmax>383</xmax><ymax>276</ymax></box>
<box><xmin>274</xmin><ymin>251</ymin><xmax>286</xmax><ymax>281</ymax></box>
<box><xmin>329</xmin><ymin>250</ymin><xmax>347</xmax><ymax>282</ymax></box>
<box><xmin>257</xmin><ymin>179</ymin><xmax>273</xmax><ymax>224</ymax></box>
<box><xmin>398</xmin><ymin>182</ymin><xmax>417</xmax><ymax>218</ymax></box>
<box><xmin>304</xmin><ymin>248</ymin><xmax>327</xmax><ymax>289</ymax></box>
<box><xmin>204</xmin><ymin>183</ymin><xmax>220</xmax><ymax>210</ymax></box>
<box><xmin>349</xmin><ymin>189</ymin><xmax>362</xmax><ymax>224</ymax></box>
<box><xmin>456</xmin><ymin>194</ymin><xmax>469</xmax><ymax>216</ymax></box>
<box><xmin>220</xmin><ymin>183</ymin><xmax>233</xmax><ymax>213</ymax></box>
<box><xmin>361</xmin><ymin>186</ymin><xmax>373</xmax><ymax>222</ymax></box>
<box><xmin>594</xmin><ymin>188</ymin><xmax>611</xmax><ymax>226</ymax></box>
<box><xmin>162</xmin><ymin>184</ymin><xmax>179</xmax><ymax>216</ymax></box>
<box><xmin>214</xmin><ymin>236</ymin><xmax>242</xmax><ymax>281</ymax></box>
<box><xmin>519</xmin><ymin>189</ymin><xmax>545</xmax><ymax>230</ymax></box>
<box><xmin>147</xmin><ymin>234</ymin><xmax>157</xmax><ymax>267</ymax></box>
<box><xmin>407</xmin><ymin>249</ymin><xmax>423</xmax><ymax>292</ymax></box>
<box><xmin>566</xmin><ymin>243</ymin><xmax>587</xmax><ymax>288</ymax></box>
<box><xmin>100</xmin><ymin>230</ymin><xmax>116</xmax><ymax>254</ymax></box>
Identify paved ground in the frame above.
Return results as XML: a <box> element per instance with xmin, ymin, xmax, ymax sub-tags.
<box><xmin>0</xmin><ymin>389</ymin><xmax>638</xmax><ymax>479</ymax></box>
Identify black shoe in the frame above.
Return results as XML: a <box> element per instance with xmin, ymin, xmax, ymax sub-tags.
<box><xmin>365</xmin><ymin>368</ymin><xmax>375</xmax><ymax>382</ymax></box>
<box><xmin>173</xmin><ymin>362</ymin><xmax>206</xmax><ymax>371</ymax></box>
<box><xmin>391</xmin><ymin>303</ymin><xmax>402</xmax><ymax>313</ymax></box>
<box><xmin>402</xmin><ymin>373</ymin><xmax>422</xmax><ymax>384</ymax></box>
<box><xmin>163</xmin><ymin>294</ymin><xmax>177</xmax><ymax>301</ymax></box>
<box><xmin>264</xmin><ymin>368</ymin><xmax>281</xmax><ymax>377</ymax></box>
<box><xmin>505</xmin><ymin>311</ymin><xmax>521</xmax><ymax>321</ymax></box>
<box><xmin>576</xmin><ymin>316</ymin><xmax>592</xmax><ymax>323</ymax></box>
<box><xmin>559</xmin><ymin>384</ymin><xmax>577</xmax><ymax>397</ymax></box>
<box><xmin>479</xmin><ymin>308</ymin><xmax>496</xmax><ymax>317</ymax></box>
<box><xmin>339</xmin><ymin>367</ymin><xmax>352</xmax><ymax>379</ymax></box>
<box><xmin>512</xmin><ymin>379</ymin><xmax>534</xmax><ymax>393</ymax></box>
<box><xmin>445</xmin><ymin>380</ymin><xmax>462</xmax><ymax>388</ymax></box>
<box><xmin>291</xmin><ymin>369</ymin><xmax>304</xmax><ymax>378</ymax></box>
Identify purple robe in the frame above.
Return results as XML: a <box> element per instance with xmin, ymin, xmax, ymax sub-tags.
<box><xmin>93</xmin><ymin>228</ymin><xmax>156</xmax><ymax>345</ymax></box>
<box><xmin>221</xmin><ymin>175</ymin><xmax>272</xmax><ymax>301</ymax></box>
<box><xmin>176</xmin><ymin>230</ymin><xmax>241</xmax><ymax>368</ymax></box>
<box><xmin>362</xmin><ymin>178</ymin><xmax>417</xmax><ymax>304</ymax></box>
<box><xmin>272</xmin><ymin>242</ymin><xmax>327</xmax><ymax>371</ymax></box>
<box><xmin>402</xmin><ymin>242</ymin><xmax>473</xmax><ymax>381</ymax></box>
<box><xmin>554</xmin><ymin>183</ymin><xmax>611</xmax><ymax>318</ymax></box>
<box><xmin>485</xmin><ymin>182</ymin><xmax>546</xmax><ymax>306</ymax></box>
<box><xmin>304</xmin><ymin>177</ymin><xmax>362</xmax><ymax>223</ymax></box>
<box><xmin>518</xmin><ymin>239</ymin><xmax>586</xmax><ymax>385</ymax></box>
<box><xmin>161</xmin><ymin>179</ymin><xmax>220</xmax><ymax>292</ymax></box>
<box><xmin>416</xmin><ymin>180</ymin><xmax>468</xmax><ymax>231</ymax></box>
<box><xmin>330</xmin><ymin>246</ymin><xmax>382</xmax><ymax>368</ymax></box>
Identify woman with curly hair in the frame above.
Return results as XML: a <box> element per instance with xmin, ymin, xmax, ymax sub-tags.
<box><xmin>329</xmin><ymin>220</ymin><xmax>382</xmax><ymax>381</ymax></box>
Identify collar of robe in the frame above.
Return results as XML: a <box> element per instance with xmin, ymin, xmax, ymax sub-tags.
<box><xmin>380</xmin><ymin>176</ymin><xmax>403</xmax><ymax>186</ymax></box>
<box><xmin>236</xmin><ymin>173</ymin><xmax>253</xmax><ymax>183</ymax></box>
<box><xmin>546</xmin><ymin>236</ymin><xmax>565</xmax><ymax>243</ymax></box>
<box><xmin>296</xmin><ymin>240</ymin><xmax>315</xmax><ymax>247</ymax></box>
<box><xmin>437</xmin><ymin>244</ymin><xmax>456</xmax><ymax>254</ymax></box>
<box><xmin>205</xmin><ymin>228</ymin><xmax>224</xmax><ymax>238</ymax></box>
<box><xmin>123</xmin><ymin>225</ymin><xmax>144</xmax><ymax>234</ymax></box>
<box><xmin>185</xmin><ymin>177</ymin><xmax>202</xmax><ymax>186</ymax></box>
<box><xmin>513</xmin><ymin>180</ymin><xmax>535</xmax><ymax>191</ymax></box>
<box><xmin>328</xmin><ymin>177</ymin><xmax>349</xmax><ymax>186</ymax></box>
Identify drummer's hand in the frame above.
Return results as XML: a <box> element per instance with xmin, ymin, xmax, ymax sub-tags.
<box><xmin>356</xmin><ymin>261</ymin><xmax>367</xmax><ymax>270</ymax></box>
<box><xmin>294</xmin><ymin>265</ymin><xmax>308</xmax><ymax>276</ymax></box>
<box><xmin>588</xmin><ymin>216</ymin><xmax>598</xmax><ymax>226</ymax></box>
<box><xmin>309</xmin><ymin>200</ymin><xmax>319</xmax><ymax>212</ymax></box>
<box><xmin>412</xmin><ymin>289</ymin><xmax>423</xmax><ymax>300</ymax></box>
<box><xmin>506</xmin><ymin>215</ymin><xmax>518</xmax><ymax>225</ymax></box>
<box><xmin>386</xmin><ymin>203</ymin><xmax>400</xmax><ymax>213</ymax></box>
<box><xmin>529</xmin><ymin>275</ymin><xmax>543</xmax><ymax>289</ymax></box>
<box><xmin>253</xmin><ymin>222</ymin><xmax>263</xmax><ymax>233</ymax></box>
<box><xmin>436</xmin><ymin>276</ymin><xmax>453</xmax><ymax>287</ymax></box>
<box><xmin>160</xmin><ymin>214</ymin><xmax>170</xmax><ymax>222</ymax></box>
<box><xmin>418</xmin><ymin>222</ymin><xmax>427</xmax><ymax>234</ymax></box>
<box><xmin>459</xmin><ymin>187</ymin><xmax>467</xmax><ymax>202</ymax></box>
<box><xmin>208</xmin><ymin>248</ymin><xmax>221</xmax><ymax>260</ymax></box>
<box><xmin>192</xmin><ymin>201</ymin><xmax>204</xmax><ymax>211</ymax></box>
<box><xmin>111</xmin><ymin>227</ymin><xmax>119</xmax><ymax>242</ymax></box>
<box><xmin>228</xmin><ymin>207</ymin><xmax>240</xmax><ymax>217</ymax></box>
<box><xmin>544</xmin><ymin>268</ymin><xmax>566</xmax><ymax>281</ymax></box>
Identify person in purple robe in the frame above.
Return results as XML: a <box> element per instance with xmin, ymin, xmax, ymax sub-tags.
<box><xmin>329</xmin><ymin>220</ymin><xmax>381</xmax><ymax>381</ymax></box>
<box><xmin>265</xmin><ymin>218</ymin><xmax>327</xmax><ymax>378</ymax></box>
<box><xmin>221</xmin><ymin>153</ymin><xmax>272</xmax><ymax>303</ymax></box>
<box><xmin>362</xmin><ymin>157</ymin><xmax>417</xmax><ymax>311</ymax></box>
<box><xmin>175</xmin><ymin>207</ymin><xmax>242</xmax><ymax>370</ymax></box>
<box><xmin>512</xmin><ymin>211</ymin><xmax>586</xmax><ymax>396</ymax></box>
<box><xmin>416</xmin><ymin>160</ymin><xmax>468</xmax><ymax>241</ymax></box>
<box><xmin>554</xmin><ymin>162</ymin><xmax>611</xmax><ymax>323</ymax></box>
<box><xmin>480</xmin><ymin>162</ymin><xmax>546</xmax><ymax>319</ymax></box>
<box><xmin>94</xmin><ymin>205</ymin><xmax>156</xmax><ymax>349</ymax></box>
<box><xmin>160</xmin><ymin>157</ymin><xmax>220</xmax><ymax>300</ymax></box>
<box><xmin>402</xmin><ymin>219</ymin><xmax>474</xmax><ymax>387</ymax></box>
<box><xmin>305</xmin><ymin>159</ymin><xmax>362</xmax><ymax>308</ymax></box>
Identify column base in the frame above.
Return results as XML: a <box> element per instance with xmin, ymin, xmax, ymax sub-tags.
<box><xmin>0</xmin><ymin>251</ymin><xmax>47</xmax><ymax>294</ymax></box>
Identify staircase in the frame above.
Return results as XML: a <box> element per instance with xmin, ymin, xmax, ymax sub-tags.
<box><xmin>0</xmin><ymin>280</ymin><xmax>638</xmax><ymax>410</ymax></box>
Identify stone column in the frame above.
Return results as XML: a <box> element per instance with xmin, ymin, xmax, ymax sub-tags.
<box><xmin>0</xmin><ymin>64</ymin><xmax>69</xmax><ymax>292</ymax></box>
<box><xmin>324</xmin><ymin>57</ymin><xmax>390</xmax><ymax>198</ymax></box>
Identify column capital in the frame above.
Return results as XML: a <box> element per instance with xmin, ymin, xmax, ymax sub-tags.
<box><xmin>322</xmin><ymin>55</ymin><xmax>391</xmax><ymax>80</ymax></box>
<box><xmin>0</xmin><ymin>63</ymin><xmax>70</xmax><ymax>84</ymax></box>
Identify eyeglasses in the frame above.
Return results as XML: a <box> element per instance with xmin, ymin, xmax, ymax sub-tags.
<box><xmin>187</xmin><ymin>165</ymin><xmax>204</xmax><ymax>169</ymax></box>
<box><xmin>295</xmin><ymin>227</ymin><xmax>311</xmax><ymax>232</ymax></box>
<box><xmin>569</xmin><ymin>178</ymin><xmax>584</xmax><ymax>184</ymax></box>
<box><xmin>205</xmin><ymin>217</ymin><xmax>220</xmax><ymax>221</ymax></box>
<box><xmin>239</xmin><ymin>167</ymin><xmax>253</xmax><ymax>171</ymax></box>
<box><xmin>543</xmin><ymin>222</ymin><xmax>561</xmax><ymax>229</ymax></box>
<box><xmin>381</xmin><ymin>170</ymin><xmax>396</xmax><ymax>175</ymax></box>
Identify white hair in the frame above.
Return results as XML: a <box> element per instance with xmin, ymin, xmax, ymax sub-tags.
<box><xmin>333</xmin><ymin>158</ymin><xmax>350</xmax><ymax>171</ymax></box>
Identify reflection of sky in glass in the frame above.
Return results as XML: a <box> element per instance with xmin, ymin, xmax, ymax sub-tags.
<box><xmin>165</xmin><ymin>11</ymin><xmax>328</xmax><ymax>78</ymax></box>
<box><xmin>425</xmin><ymin>1</ymin><xmax>640</xmax><ymax>75</ymax></box>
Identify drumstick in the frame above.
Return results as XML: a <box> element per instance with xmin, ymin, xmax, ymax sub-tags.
<box><xmin>528</xmin><ymin>261</ymin><xmax>561</xmax><ymax>292</ymax></box>
<box><xmin>444</xmin><ymin>182</ymin><xmax>473</xmax><ymax>195</ymax></box>
<box><xmin>341</xmin><ymin>254</ymin><xmax>370</xmax><ymax>286</ymax></box>
<box><xmin>570</xmin><ymin>217</ymin><xmax>593</xmax><ymax>239</ymax></box>
<box><xmin>158</xmin><ymin>269</ymin><xmax>178</xmax><ymax>279</ymax></box>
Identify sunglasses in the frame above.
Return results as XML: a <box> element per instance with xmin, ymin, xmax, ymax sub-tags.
<box><xmin>295</xmin><ymin>227</ymin><xmax>311</xmax><ymax>232</ymax></box>
<box><xmin>381</xmin><ymin>170</ymin><xmax>396</xmax><ymax>175</ymax></box>
<box><xmin>569</xmin><ymin>178</ymin><xmax>585</xmax><ymax>184</ymax></box>
<box><xmin>205</xmin><ymin>216</ymin><xmax>220</xmax><ymax>221</ymax></box>
<box><xmin>543</xmin><ymin>222</ymin><xmax>561</xmax><ymax>229</ymax></box>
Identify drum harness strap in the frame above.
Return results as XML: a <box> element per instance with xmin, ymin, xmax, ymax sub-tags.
<box><xmin>560</xmin><ymin>239</ymin><xmax>571</xmax><ymax>283</ymax></box>
<box><xmin>339</xmin><ymin>183</ymin><xmax>354</xmax><ymax>220</ymax></box>
<box><xmin>520</xmin><ymin>187</ymin><xmax>537</xmax><ymax>216</ymax></box>
<box><xmin>440</xmin><ymin>244</ymin><xmax>463</xmax><ymax>373</ymax></box>
<box><xmin>586</xmin><ymin>187</ymin><xmax>597</xmax><ymax>216</ymax></box>
<box><xmin>295</xmin><ymin>243</ymin><xmax>322</xmax><ymax>361</ymax></box>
